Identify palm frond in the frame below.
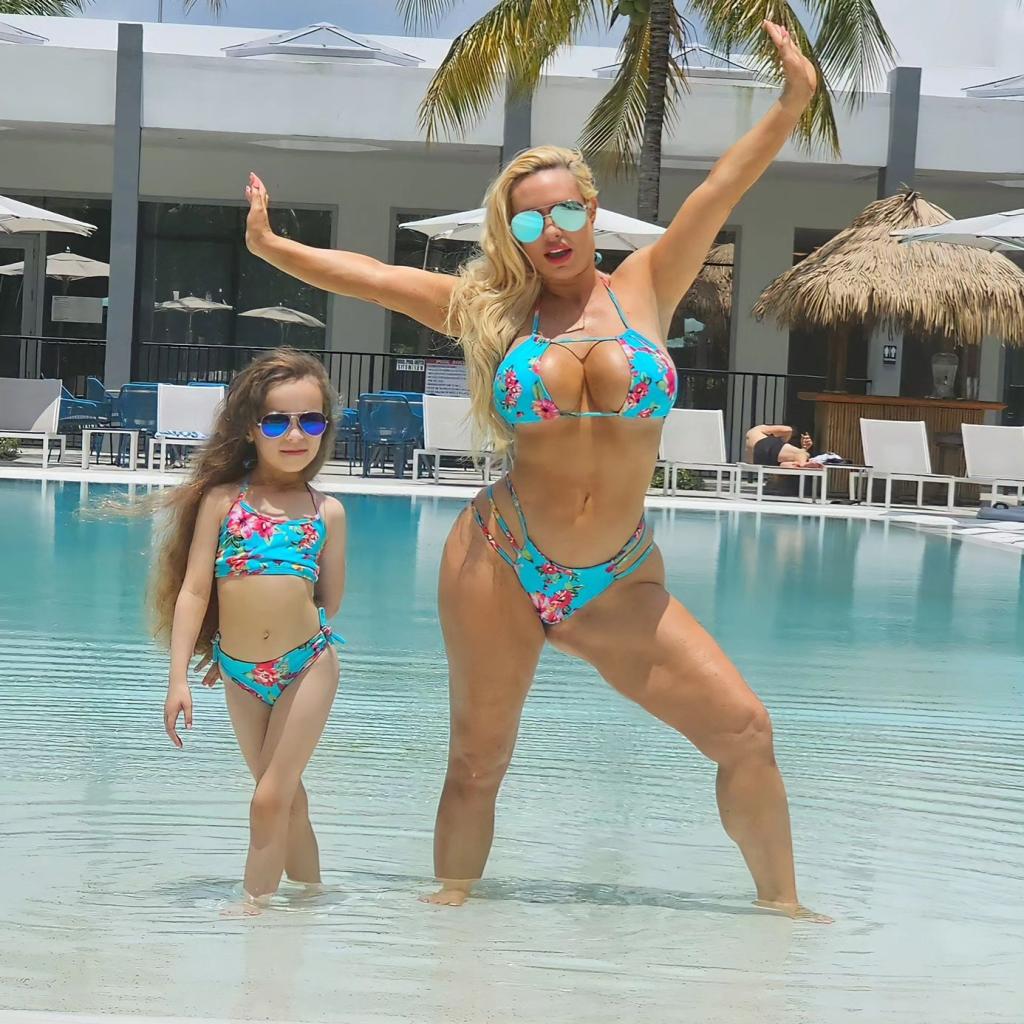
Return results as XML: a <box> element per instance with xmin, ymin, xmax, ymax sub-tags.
<box><xmin>692</xmin><ymin>0</ymin><xmax>892</xmax><ymax>155</ymax></box>
<box><xmin>395</xmin><ymin>0</ymin><xmax>464</xmax><ymax>32</ymax></box>
<box><xmin>417</xmin><ymin>0</ymin><xmax>596</xmax><ymax>142</ymax></box>
<box><xmin>183</xmin><ymin>0</ymin><xmax>226</xmax><ymax>12</ymax></box>
<box><xmin>0</xmin><ymin>0</ymin><xmax>88</xmax><ymax>13</ymax></box>
<box><xmin>508</xmin><ymin>0</ymin><xmax>604</xmax><ymax>96</ymax></box>
<box><xmin>804</xmin><ymin>0</ymin><xmax>896</xmax><ymax>108</ymax></box>
<box><xmin>578</xmin><ymin>3</ymin><xmax>687</xmax><ymax>174</ymax></box>
<box><xmin>578</xmin><ymin>17</ymin><xmax>650</xmax><ymax>173</ymax></box>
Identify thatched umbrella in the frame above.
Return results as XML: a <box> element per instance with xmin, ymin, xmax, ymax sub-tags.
<box><xmin>753</xmin><ymin>192</ymin><xmax>1024</xmax><ymax>390</ymax></box>
<box><xmin>678</xmin><ymin>243</ymin><xmax>733</xmax><ymax>340</ymax></box>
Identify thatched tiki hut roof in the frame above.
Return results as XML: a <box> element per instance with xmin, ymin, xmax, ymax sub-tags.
<box><xmin>679</xmin><ymin>243</ymin><xmax>733</xmax><ymax>338</ymax></box>
<box><xmin>753</xmin><ymin>192</ymin><xmax>1024</xmax><ymax>390</ymax></box>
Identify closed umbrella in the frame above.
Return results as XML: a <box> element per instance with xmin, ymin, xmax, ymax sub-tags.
<box><xmin>239</xmin><ymin>305</ymin><xmax>326</xmax><ymax>345</ymax></box>
<box><xmin>893</xmin><ymin>208</ymin><xmax>1024</xmax><ymax>253</ymax></box>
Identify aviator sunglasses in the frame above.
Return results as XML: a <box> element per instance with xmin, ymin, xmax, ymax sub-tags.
<box><xmin>257</xmin><ymin>411</ymin><xmax>329</xmax><ymax>439</ymax></box>
<box><xmin>510</xmin><ymin>200</ymin><xmax>589</xmax><ymax>244</ymax></box>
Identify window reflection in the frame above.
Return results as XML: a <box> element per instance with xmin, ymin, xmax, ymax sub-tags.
<box><xmin>389</xmin><ymin>211</ymin><xmax>476</xmax><ymax>356</ymax></box>
<box><xmin>137</xmin><ymin>202</ymin><xmax>331</xmax><ymax>348</ymax></box>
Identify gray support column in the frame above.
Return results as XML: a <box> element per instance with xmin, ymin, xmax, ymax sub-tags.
<box><xmin>500</xmin><ymin>87</ymin><xmax>532</xmax><ymax>167</ymax></box>
<box><xmin>867</xmin><ymin>328</ymin><xmax>903</xmax><ymax>396</ymax></box>
<box><xmin>868</xmin><ymin>67</ymin><xmax>922</xmax><ymax>396</ymax></box>
<box><xmin>878</xmin><ymin>67</ymin><xmax>922</xmax><ymax>200</ymax></box>
<box><xmin>20</xmin><ymin>235</ymin><xmax>45</xmax><ymax>337</ymax></box>
<box><xmin>978</xmin><ymin>336</ymin><xmax>1007</xmax><ymax>424</ymax></box>
<box><xmin>20</xmin><ymin>236</ymin><xmax>46</xmax><ymax>379</ymax></box>
<box><xmin>105</xmin><ymin>22</ymin><xmax>144</xmax><ymax>388</ymax></box>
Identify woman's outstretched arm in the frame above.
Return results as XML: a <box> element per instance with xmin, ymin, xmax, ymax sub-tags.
<box><xmin>244</xmin><ymin>173</ymin><xmax>455</xmax><ymax>335</ymax></box>
<box><xmin>620</xmin><ymin>21</ymin><xmax>819</xmax><ymax>334</ymax></box>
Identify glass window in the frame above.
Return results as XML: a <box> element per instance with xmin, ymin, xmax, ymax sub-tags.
<box><xmin>601</xmin><ymin>231</ymin><xmax>734</xmax><ymax>416</ymax></box>
<box><xmin>389</xmin><ymin>211</ymin><xmax>477</xmax><ymax>356</ymax></box>
<box><xmin>138</xmin><ymin>202</ymin><xmax>331</xmax><ymax>349</ymax></box>
<box><xmin>0</xmin><ymin>194</ymin><xmax>112</xmax><ymax>342</ymax></box>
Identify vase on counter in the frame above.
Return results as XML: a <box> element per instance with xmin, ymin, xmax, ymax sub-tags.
<box><xmin>931</xmin><ymin>352</ymin><xmax>959</xmax><ymax>399</ymax></box>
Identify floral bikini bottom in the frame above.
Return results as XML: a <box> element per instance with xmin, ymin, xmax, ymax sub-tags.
<box><xmin>472</xmin><ymin>477</ymin><xmax>654</xmax><ymax>626</ymax></box>
<box><xmin>213</xmin><ymin>607</ymin><xmax>345</xmax><ymax>707</ymax></box>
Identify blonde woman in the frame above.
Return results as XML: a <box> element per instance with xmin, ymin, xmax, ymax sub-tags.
<box><xmin>245</xmin><ymin>22</ymin><xmax>826</xmax><ymax>921</ymax></box>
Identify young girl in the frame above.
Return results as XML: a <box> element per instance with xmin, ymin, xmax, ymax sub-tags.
<box><xmin>154</xmin><ymin>348</ymin><xmax>347</xmax><ymax>915</ymax></box>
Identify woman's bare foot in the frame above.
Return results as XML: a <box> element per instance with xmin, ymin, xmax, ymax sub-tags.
<box><xmin>420</xmin><ymin>886</ymin><xmax>469</xmax><ymax>906</ymax></box>
<box><xmin>753</xmin><ymin>899</ymin><xmax>833</xmax><ymax>924</ymax></box>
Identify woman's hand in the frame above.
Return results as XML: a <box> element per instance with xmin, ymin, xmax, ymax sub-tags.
<box><xmin>244</xmin><ymin>172</ymin><xmax>274</xmax><ymax>255</ymax></box>
<box><xmin>164</xmin><ymin>682</ymin><xmax>193</xmax><ymax>749</ymax></box>
<box><xmin>763</xmin><ymin>20</ymin><xmax>818</xmax><ymax>114</ymax></box>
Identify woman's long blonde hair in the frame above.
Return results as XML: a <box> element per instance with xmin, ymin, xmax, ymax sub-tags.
<box><xmin>447</xmin><ymin>145</ymin><xmax>599</xmax><ymax>454</ymax></box>
<box><xmin>148</xmin><ymin>348</ymin><xmax>336</xmax><ymax>658</ymax></box>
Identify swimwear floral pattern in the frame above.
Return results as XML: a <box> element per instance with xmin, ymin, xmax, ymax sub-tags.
<box><xmin>215</xmin><ymin>610</ymin><xmax>344</xmax><ymax>707</ymax></box>
<box><xmin>215</xmin><ymin>493</ymin><xmax>326</xmax><ymax>582</ymax></box>
<box><xmin>494</xmin><ymin>328</ymin><xmax>676</xmax><ymax>423</ymax></box>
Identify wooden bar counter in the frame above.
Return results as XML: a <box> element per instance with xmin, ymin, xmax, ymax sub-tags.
<box><xmin>798</xmin><ymin>393</ymin><xmax>1006</xmax><ymax>476</ymax></box>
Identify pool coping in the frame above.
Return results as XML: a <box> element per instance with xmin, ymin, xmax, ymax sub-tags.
<box><xmin>2</xmin><ymin>463</ymin><xmax>1020</xmax><ymax>556</ymax></box>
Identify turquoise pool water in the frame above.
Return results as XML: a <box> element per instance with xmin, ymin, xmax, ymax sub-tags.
<box><xmin>0</xmin><ymin>479</ymin><xmax>1022</xmax><ymax>1024</ymax></box>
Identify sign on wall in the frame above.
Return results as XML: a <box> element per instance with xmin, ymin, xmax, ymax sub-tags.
<box><xmin>425</xmin><ymin>359</ymin><xmax>469</xmax><ymax>397</ymax></box>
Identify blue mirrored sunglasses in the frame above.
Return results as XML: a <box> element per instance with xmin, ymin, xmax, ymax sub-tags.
<box><xmin>510</xmin><ymin>201</ymin><xmax>588</xmax><ymax>244</ymax></box>
<box><xmin>257</xmin><ymin>411</ymin><xmax>329</xmax><ymax>439</ymax></box>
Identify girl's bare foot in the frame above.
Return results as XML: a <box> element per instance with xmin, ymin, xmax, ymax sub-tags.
<box><xmin>753</xmin><ymin>899</ymin><xmax>834</xmax><ymax>924</ymax></box>
<box><xmin>221</xmin><ymin>892</ymin><xmax>268</xmax><ymax>918</ymax></box>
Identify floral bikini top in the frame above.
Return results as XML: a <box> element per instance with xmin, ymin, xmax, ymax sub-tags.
<box><xmin>214</xmin><ymin>480</ymin><xmax>326</xmax><ymax>583</ymax></box>
<box><xmin>493</xmin><ymin>278</ymin><xmax>677</xmax><ymax>425</ymax></box>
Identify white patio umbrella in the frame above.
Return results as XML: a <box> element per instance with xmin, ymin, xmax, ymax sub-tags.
<box><xmin>893</xmin><ymin>209</ymin><xmax>1024</xmax><ymax>253</ymax></box>
<box><xmin>239</xmin><ymin>305</ymin><xmax>326</xmax><ymax>344</ymax></box>
<box><xmin>0</xmin><ymin>248</ymin><xmax>110</xmax><ymax>291</ymax></box>
<box><xmin>0</xmin><ymin>195</ymin><xmax>96</xmax><ymax>236</ymax></box>
<box><xmin>400</xmin><ymin>206</ymin><xmax>665</xmax><ymax>267</ymax></box>
<box><xmin>155</xmin><ymin>295</ymin><xmax>234</xmax><ymax>342</ymax></box>
<box><xmin>1</xmin><ymin>195</ymin><xmax>97</xmax><ymax>337</ymax></box>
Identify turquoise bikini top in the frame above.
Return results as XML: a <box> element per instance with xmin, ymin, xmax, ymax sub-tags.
<box><xmin>215</xmin><ymin>481</ymin><xmax>326</xmax><ymax>583</ymax></box>
<box><xmin>493</xmin><ymin>278</ymin><xmax>678</xmax><ymax>426</ymax></box>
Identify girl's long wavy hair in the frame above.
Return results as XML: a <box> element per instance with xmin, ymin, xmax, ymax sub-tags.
<box><xmin>148</xmin><ymin>348</ymin><xmax>336</xmax><ymax>658</ymax></box>
<box><xmin>446</xmin><ymin>145</ymin><xmax>599</xmax><ymax>455</ymax></box>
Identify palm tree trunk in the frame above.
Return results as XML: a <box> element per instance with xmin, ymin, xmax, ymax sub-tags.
<box><xmin>637</xmin><ymin>0</ymin><xmax>672</xmax><ymax>223</ymax></box>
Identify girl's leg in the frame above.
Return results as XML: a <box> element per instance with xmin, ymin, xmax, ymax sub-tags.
<box><xmin>225</xmin><ymin>682</ymin><xmax>320</xmax><ymax>883</ymax></box>
<box><xmin>227</xmin><ymin>648</ymin><xmax>339</xmax><ymax>900</ymax></box>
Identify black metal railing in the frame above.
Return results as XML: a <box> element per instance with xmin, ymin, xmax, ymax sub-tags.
<box><xmin>134</xmin><ymin>343</ymin><xmax>455</xmax><ymax>409</ymax></box>
<box><xmin>0</xmin><ymin>334</ymin><xmax>106</xmax><ymax>395</ymax></box>
<box><xmin>1</xmin><ymin>334</ymin><xmax>870</xmax><ymax>453</ymax></box>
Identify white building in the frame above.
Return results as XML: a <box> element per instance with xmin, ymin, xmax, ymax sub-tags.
<box><xmin>1</xmin><ymin>0</ymin><xmax>1022</xmax><ymax>430</ymax></box>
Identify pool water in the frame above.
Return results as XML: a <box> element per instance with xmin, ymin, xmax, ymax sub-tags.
<box><xmin>1</xmin><ymin>479</ymin><xmax>1022</xmax><ymax>1024</ymax></box>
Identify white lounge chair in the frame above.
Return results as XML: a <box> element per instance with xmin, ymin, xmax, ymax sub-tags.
<box><xmin>860</xmin><ymin>418</ymin><xmax>957</xmax><ymax>509</ymax></box>
<box><xmin>961</xmin><ymin>423</ymin><xmax>1024</xmax><ymax>504</ymax></box>
<box><xmin>413</xmin><ymin>394</ymin><xmax>495</xmax><ymax>484</ymax></box>
<box><xmin>0</xmin><ymin>377</ymin><xmax>66</xmax><ymax>466</ymax></box>
<box><xmin>656</xmin><ymin>408</ymin><xmax>737</xmax><ymax>497</ymax></box>
<box><xmin>148</xmin><ymin>383</ymin><xmax>226</xmax><ymax>471</ymax></box>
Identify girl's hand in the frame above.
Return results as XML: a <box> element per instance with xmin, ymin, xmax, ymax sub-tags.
<box><xmin>244</xmin><ymin>172</ymin><xmax>274</xmax><ymax>255</ymax></box>
<box><xmin>763</xmin><ymin>21</ymin><xmax>818</xmax><ymax>113</ymax></box>
<box><xmin>164</xmin><ymin>683</ymin><xmax>193</xmax><ymax>749</ymax></box>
